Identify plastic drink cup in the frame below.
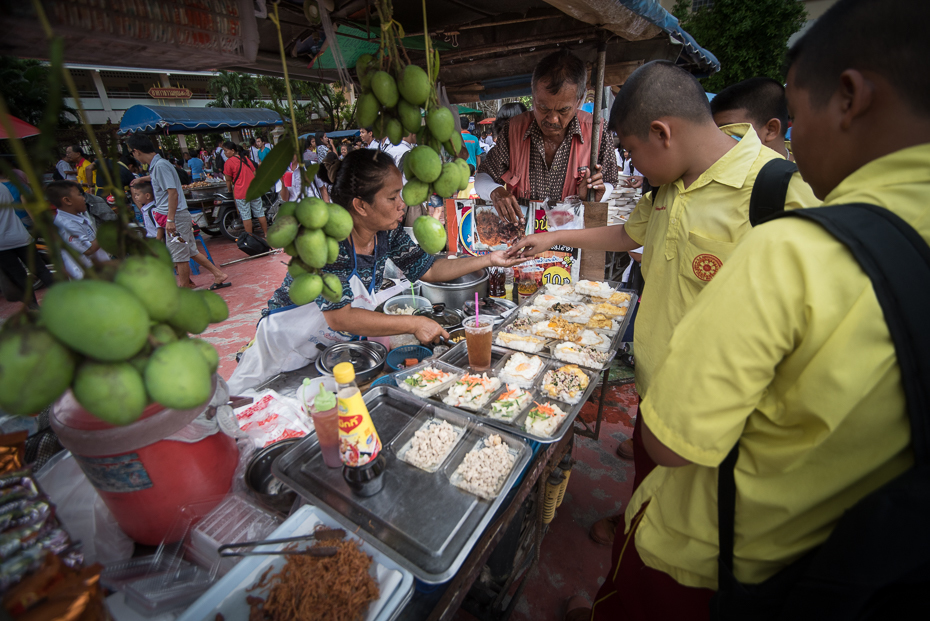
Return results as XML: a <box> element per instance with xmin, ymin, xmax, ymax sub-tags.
<box><xmin>463</xmin><ymin>316</ymin><xmax>494</xmax><ymax>370</ymax></box>
<box><xmin>310</xmin><ymin>404</ymin><xmax>341</xmax><ymax>468</ymax></box>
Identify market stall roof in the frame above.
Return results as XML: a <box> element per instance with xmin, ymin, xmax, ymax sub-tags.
<box><xmin>457</xmin><ymin>106</ymin><xmax>483</xmax><ymax>115</ymax></box>
<box><xmin>118</xmin><ymin>105</ymin><xmax>284</xmax><ymax>136</ymax></box>
<box><xmin>299</xmin><ymin>129</ymin><xmax>360</xmax><ymax>140</ymax></box>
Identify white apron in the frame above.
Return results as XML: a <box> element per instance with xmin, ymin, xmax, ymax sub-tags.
<box><xmin>227</xmin><ymin>237</ymin><xmax>405</xmax><ymax>394</ymax></box>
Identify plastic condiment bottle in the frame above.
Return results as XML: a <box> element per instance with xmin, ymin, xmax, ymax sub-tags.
<box><xmin>334</xmin><ymin>362</ymin><xmax>386</xmax><ymax>496</ymax></box>
<box><xmin>504</xmin><ymin>268</ymin><xmax>515</xmax><ymax>302</ymax></box>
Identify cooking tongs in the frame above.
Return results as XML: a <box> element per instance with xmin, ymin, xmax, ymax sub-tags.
<box><xmin>217</xmin><ymin>528</ymin><xmax>346</xmax><ymax>558</ymax></box>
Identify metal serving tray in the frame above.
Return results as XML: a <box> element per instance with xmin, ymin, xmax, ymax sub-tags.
<box><xmin>272</xmin><ymin>386</ymin><xmax>531</xmax><ymax>584</ymax></box>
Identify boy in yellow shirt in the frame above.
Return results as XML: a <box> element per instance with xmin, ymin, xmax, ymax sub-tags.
<box><xmin>563</xmin><ymin>0</ymin><xmax>929</xmax><ymax>618</ymax></box>
<box><xmin>511</xmin><ymin>60</ymin><xmax>818</xmax><ymax>551</ymax></box>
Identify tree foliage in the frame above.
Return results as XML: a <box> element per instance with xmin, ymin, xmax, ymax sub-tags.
<box><xmin>673</xmin><ymin>0</ymin><xmax>807</xmax><ymax>93</ymax></box>
<box><xmin>0</xmin><ymin>56</ymin><xmax>75</xmax><ymax>127</ymax></box>
<box><xmin>207</xmin><ymin>70</ymin><xmax>262</xmax><ymax>109</ymax></box>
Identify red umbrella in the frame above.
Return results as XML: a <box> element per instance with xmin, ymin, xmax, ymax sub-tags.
<box><xmin>0</xmin><ymin>114</ymin><xmax>41</xmax><ymax>139</ymax></box>
<box><xmin>477</xmin><ymin>117</ymin><xmax>496</xmax><ymax>125</ymax></box>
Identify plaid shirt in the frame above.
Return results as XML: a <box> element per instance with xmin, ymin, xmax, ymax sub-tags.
<box><xmin>477</xmin><ymin>114</ymin><xmax>618</xmax><ymax>200</ymax></box>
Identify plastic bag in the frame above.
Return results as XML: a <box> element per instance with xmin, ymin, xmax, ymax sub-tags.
<box><xmin>35</xmin><ymin>451</ymin><xmax>134</xmax><ymax>565</ymax></box>
<box><xmin>544</xmin><ymin>196</ymin><xmax>586</xmax><ymax>232</ymax></box>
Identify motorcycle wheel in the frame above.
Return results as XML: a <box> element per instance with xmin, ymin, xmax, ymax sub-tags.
<box><xmin>219</xmin><ymin>205</ymin><xmax>244</xmax><ymax>242</ymax></box>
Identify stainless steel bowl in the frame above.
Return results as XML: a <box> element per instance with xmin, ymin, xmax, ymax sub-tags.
<box><xmin>315</xmin><ymin>340</ymin><xmax>387</xmax><ymax>384</ymax></box>
<box><xmin>245</xmin><ymin>438</ymin><xmax>301</xmax><ymax>515</ymax></box>
<box><xmin>417</xmin><ymin>268</ymin><xmax>489</xmax><ymax>314</ymax></box>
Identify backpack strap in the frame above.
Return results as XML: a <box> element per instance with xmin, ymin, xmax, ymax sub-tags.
<box><xmin>748</xmin><ymin>158</ymin><xmax>798</xmax><ymax>226</ymax></box>
<box><xmin>715</xmin><ymin>203</ymin><xmax>930</xmax><ymax>615</ymax></box>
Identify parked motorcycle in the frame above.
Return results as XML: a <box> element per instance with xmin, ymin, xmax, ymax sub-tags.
<box><xmin>192</xmin><ymin>190</ymin><xmax>281</xmax><ymax>241</ymax></box>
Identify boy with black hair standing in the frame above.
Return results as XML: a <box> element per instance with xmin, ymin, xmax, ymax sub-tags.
<box><xmin>560</xmin><ymin>0</ymin><xmax>930</xmax><ymax>618</ymax></box>
<box><xmin>510</xmin><ymin>60</ymin><xmax>818</xmax><ymax>557</ymax></box>
<box><xmin>711</xmin><ymin>76</ymin><xmax>795</xmax><ymax>159</ymax></box>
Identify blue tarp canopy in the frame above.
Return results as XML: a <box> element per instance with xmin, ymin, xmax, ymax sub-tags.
<box><xmin>299</xmin><ymin>129</ymin><xmax>360</xmax><ymax>140</ymax></box>
<box><xmin>118</xmin><ymin>105</ymin><xmax>284</xmax><ymax>135</ymax></box>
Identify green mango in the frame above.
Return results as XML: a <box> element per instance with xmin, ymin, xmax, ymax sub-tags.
<box><xmin>432</xmin><ymin>162</ymin><xmax>460</xmax><ymax>198</ymax></box>
<box><xmin>190</xmin><ymin>338</ymin><xmax>220</xmax><ymax>374</ymax></box>
<box><xmin>277</xmin><ymin>201</ymin><xmax>297</xmax><ymax>218</ymax></box>
<box><xmin>266</xmin><ymin>214</ymin><xmax>299</xmax><ymax>248</ymax></box>
<box><xmin>296</xmin><ymin>228</ymin><xmax>328</xmax><ymax>269</ymax></box>
<box><xmin>397</xmin><ymin>64</ymin><xmax>430</xmax><ymax>106</ymax></box>
<box><xmin>41</xmin><ymin>280</ymin><xmax>150</xmax><ymax>361</ymax></box>
<box><xmin>426</xmin><ymin>107</ymin><xmax>455</xmax><ymax>142</ymax></box>
<box><xmin>413</xmin><ymin>215</ymin><xmax>447</xmax><ymax>254</ymax></box>
<box><xmin>355</xmin><ymin>53</ymin><xmax>375</xmax><ymax>82</ymax></box>
<box><xmin>0</xmin><ymin>326</ymin><xmax>75</xmax><ymax>416</ymax></box>
<box><xmin>73</xmin><ymin>361</ymin><xmax>147</xmax><ymax>425</ymax></box>
<box><xmin>385</xmin><ymin>117</ymin><xmax>403</xmax><ymax>146</ymax></box>
<box><xmin>144</xmin><ymin>238</ymin><xmax>173</xmax><ymax>267</ymax></box>
<box><xmin>370</xmin><ymin>71</ymin><xmax>399</xmax><ymax>108</ymax></box>
<box><xmin>408</xmin><ymin>146</ymin><xmax>442</xmax><ymax>183</ymax></box>
<box><xmin>296</xmin><ymin>197</ymin><xmax>329</xmax><ymax>229</ymax></box>
<box><xmin>327</xmin><ymin>236</ymin><xmax>340</xmax><ymax>264</ymax></box>
<box><xmin>288</xmin><ymin>257</ymin><xmax>312</xmax><ymax>278</ymax></box>
<box><xmin>398</xmin><ymin>99</ymin><xmax>422</xmax><ymax>134</ymax></box>
<box><xmin>114</xmin><ymin>255</ymin><xmax>180</xmax><ymax>322</ymax></box>
<box><xmin>167</xmin><ymin>288</ymin><xmax>211</xmax><ymax>335</ymax></box>
<box><xmin>150</xmin><ymin>323</ymin><xmax>178</xmax><ymax>347</ymax></box>
<box><xmin>198</xmin><ymin>290</ymin><xmax>229</xmax><ymax>323</ymax></box>
<box><xmin>283</xmin><ymin>241</ymin><xmax>298</xmax><ymax>257</ymax></box>
<box><xmin>402</xmin><ymin>179</ymin><xmax>430</xmax><ymax>206</ymax></box>
<box><xmin>289</xmin><ymin>273</ymin><xmax>324</xmax><ymax>305</ymax></box>
<box><xmin>144</xmin><ymin>340</ymin><xmax>212</xmax><ymax>410</ymax></box>
<box><xmin>322</xmin><ymin>203</ymin><xmax>354</xmax><ymax>241</ymax></box>
<box><xmin>321</xmin><ymin>274</ymin><xmax>343</xmax><ymax>303</ymax></box>
<box><xmin>356</xmin><ymin>92</ymin><xmax>380</xmax><ymax>128</ymax></box>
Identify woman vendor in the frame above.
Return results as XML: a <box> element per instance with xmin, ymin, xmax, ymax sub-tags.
<box><xmin>268</xmin><ymin>149</ymin><xmax>526</xmax><ymax>344</ymax></box>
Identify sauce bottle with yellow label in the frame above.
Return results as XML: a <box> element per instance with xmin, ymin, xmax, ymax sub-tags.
<box><xmin>334</xmin><ymin>362</ymin><xmax>386</xmax><ymax>496</ymax></box>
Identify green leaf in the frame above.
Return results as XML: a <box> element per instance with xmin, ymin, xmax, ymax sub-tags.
<box><xmin>246</xmin><ymin>140</ymin><xmax>295</xmax><ymax>201</ymax></box>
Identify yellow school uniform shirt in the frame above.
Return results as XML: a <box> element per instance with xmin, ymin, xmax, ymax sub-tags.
<box><xmin>627</xmin><ymin>142</ymin><xmax>930</xmax><ymax>590</ymax></box>
<box><xmin>623</xmin><ymin>125</ymin><xmax>818</xmax><ymax>397</ymax></box>
<box><xmin>75</xmin><ymin>159</ymin><xmax>94</xmax><ymax>192</ymax></box>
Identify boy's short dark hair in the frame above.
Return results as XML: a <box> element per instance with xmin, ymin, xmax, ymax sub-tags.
<box><xmin>532</xmin><ymin>48</ymin><xmax>587</xmax><ymax>100</ymax></box>
<box><xmin>711</xmin><ymin>77</ymin><xmax>790</xmax><ymax>138</ymax></box>
<box><xmin>46</xmin><ymin>180</ymin><xmax>82</xmax><ymax>208</ymax></box>
<box><xmin>610</xmin><ymin>60</ymin><xmax>712</xmax><ymax>140</ymax></box>
<box><xmin>131</xmin><ymin>180</ymin><xmax>154</xmax><ymax>197</ymax></box>
<box><xmin>786</xmin><ymin>0</ymin><xmax>929</xmax><ymax>116</ymax></box>
<box><xmin>66</xmin><ymin>144</ymin><xmax>83</xmax><ymax>156</ymax></box>
<box><xmin>125</xmin><ymin>134</ymin><xmax>157</xmax><ymax>154</ymax></box>
<box><xmin>460</xmin><ymin>116</ymin><xmax>470</xmax><ymax>130</ymax></box>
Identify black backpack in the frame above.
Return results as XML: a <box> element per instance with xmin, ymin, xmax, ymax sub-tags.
<box><xmin>649</xmin><ymin>158</ymin><xmax>799</xmax><ymax>227</ymax></box>
<box><xmin>711</xmin><ymin>203</ymin><xmax>930</xmax><ymax>620</ymax></box>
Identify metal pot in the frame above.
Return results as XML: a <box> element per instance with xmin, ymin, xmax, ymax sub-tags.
<box><xmin>417</xmin><ymin>268</ymin><xmax>489</xmax><ymax>314</ymax></box>
<box><xmin>245</xmin><ymin>438</ymin><xmax>300</xmax><ymax>516</ymax></box>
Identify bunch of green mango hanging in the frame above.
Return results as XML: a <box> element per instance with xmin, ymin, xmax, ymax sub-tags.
<box><xmin>264</xmin><ymin>196</ymin><xmax>354</xmax><ymax>305</ymax></box>
<box><xmin>0</xmin><ymin>251</ymin><xmax>229</xmax><ymax>426</ymax></box>
<box><xmin>353</xmin><ymin>0</ymin><xmax>470</xmax><ymax>252</ymax></box>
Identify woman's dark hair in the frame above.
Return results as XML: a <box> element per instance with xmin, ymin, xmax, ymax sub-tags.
<box><xmin>328</xmin><ymin>149</ymin><xmax>397</xmax><ymax>210</ymax></box>
<box><xmin>222</xmin><ymin>141</ymin><xmax>238</xmax><ymax>152</ymax></box>
<box><xmin>125</xmin><ymin>134</ymin><xmax>156</xmax><ymax>154</ymax></box>
<box><xmin>492</xmin><ymin>101</ymin><xmax>528</xmax><ymax>139</ymax></box>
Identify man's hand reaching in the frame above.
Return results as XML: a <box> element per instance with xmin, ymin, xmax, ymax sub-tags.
<box><xmin>578</xmin><ymin>164</ymin><xmax>607</xmax><ymax>201</ymax></box>
<box><xmin>490</xmin><ymin>186</ymin><xmax>524</xmax><ymax>226</ymax></box>
<box><xmin>505</xmin><ymin>232</ymin><xmax>557</xmax><ymax>259</ymax></box>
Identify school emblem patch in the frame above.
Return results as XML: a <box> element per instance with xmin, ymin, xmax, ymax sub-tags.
<box><xmin>692</xmin><ymin>254</ymin><xmax>722</xmax><ymax>281</ymax></box>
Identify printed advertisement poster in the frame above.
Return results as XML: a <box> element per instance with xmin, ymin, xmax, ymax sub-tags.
<box><xmin>451</xmin><ymin>199</ymin><xmax>581</xmax><ymax>284</ymax></box>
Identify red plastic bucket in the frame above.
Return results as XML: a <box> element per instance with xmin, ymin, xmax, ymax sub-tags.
<box><xmin>50</xmin><ymin>378</ymin><xmax>239</xmax><ymax>546</ymax></box>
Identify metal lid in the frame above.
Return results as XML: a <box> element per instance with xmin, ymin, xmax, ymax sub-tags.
<box><xmin>463</xmin><ymin>297</ymin><xmax>517</xmax><ymax>318</ymax></box>
<box><xmin>414</xmin><ymin>304</ymin><xmax>465</xmax><ymax>328</ymax></box>
<box><xmin>318</xmin><ymin>341</ymin><xmax>387</xmax><ymax>376</ymax></box>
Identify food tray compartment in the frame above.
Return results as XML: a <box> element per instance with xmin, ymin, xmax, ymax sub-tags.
<box><xmin>481</xmin><ymin>385</ymin><xmax>538</xmax><ymax>426</ymax></box>
<box><xmin>442</xmin><ymin>425</ymin><xmax>529</xmax><ymax>500</ymax></box>
<box><xmin>393</xmin><ymin>360</ymin><xmax>463</xmax><ymax>398</ymax></box>
<box><xmin>437</xmin><ymin>367</ymin><xmax>505</xmax><ymax>412</ymax></box>
<box><xmin>438</xmin><ymin>341</ymin><xmax>510</xmax><ymax>371</ymax></box>
<box><xmin>521</xmin><ymin>398</ymin><xmax>576</xmax><ymax>439</ymax></box>
<box><xmin>492</xmin><ymin>329</ymin><xmax>553</xmax><ymax>355</ymax></box>
<box><xmin>547</xmin><ymin>341</ymin><xmax>618</xmax><ymax>371</ymax></box>
<box><xmin>495</xmin><ymin>350</ymin><xmax>549</xmax><ymax>389</ymax></box>
<box><xmin>272</xmin><ymin>386</ymin><xmax>532</xmax><ymax>583</ymax></box>
<box><xmin>389</xmin><ymin>404</ymin><xmax>471</xmax><ymax>473</ymax></box>
<box><xmin>535</xmin><ymin>359</ymin><xmax>601</xmax><ymax>405</ymax></box>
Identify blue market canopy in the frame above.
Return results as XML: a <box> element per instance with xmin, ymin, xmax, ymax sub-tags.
<box><xmin>299</xmin><ymin>129</ymin><xmax>360</xmax><ymax>140</ymax></box>
<box><xmin>118</xmin><ymin>105</ymin><xmax>284</xmax><ymax>135</ymax></box>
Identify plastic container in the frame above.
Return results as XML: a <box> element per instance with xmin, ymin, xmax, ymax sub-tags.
<box><xmin>390</xmin><ymin>405</ymin><xmax>470</xmax><ymax>473</ymax></box>
<box><xmin>49</xmin><ymin>377</ymin><xmax>238</xmax><ymax>546</ymax></box>
<box><xmin>386</xmin><ymin>345</ymin><xmax>432</xmax><ymax>371</ymax></box>
<box><xmin>187</xmin><ymin>495</ymin><xmax>281</xmax><ymax>575</ymax></box>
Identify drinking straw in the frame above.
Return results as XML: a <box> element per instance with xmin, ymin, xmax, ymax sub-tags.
<box><xmin>475</xmin><ymin>292</ymin><xmax>480</xmax><ymax>323</ymax></box>
<box><xmin>410</xmin><ymin>281</ymin><xmax>416</xmax><ymax>301</ymax></box>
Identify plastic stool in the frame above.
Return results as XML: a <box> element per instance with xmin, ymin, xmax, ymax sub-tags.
<box><xmin>188</xmin><ymin>234</ymin><xmax>215</xmax><ymax>275</ymax></box>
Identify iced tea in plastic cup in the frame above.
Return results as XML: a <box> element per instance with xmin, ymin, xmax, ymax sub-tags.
<box><xmin>463</xmin><ymin>316</ymin><xmax>494</xmax><ymax>371</ymax></box>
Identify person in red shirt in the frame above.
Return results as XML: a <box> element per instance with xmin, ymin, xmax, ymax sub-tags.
<box><xmin>222</xmin><ymin>141</ymin><xmax>268</xmax><ymax>237</ymax></box>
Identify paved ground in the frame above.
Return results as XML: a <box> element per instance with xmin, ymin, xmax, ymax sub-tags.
<box><xmin>3</xmin><ymin>234</ymin><xmax>638</xmax><ymax>621</ymax></box>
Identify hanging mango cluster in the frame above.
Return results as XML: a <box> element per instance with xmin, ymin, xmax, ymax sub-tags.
<box><xmin>354</xmin><ymin>0</ymin><xmax>468</xmax><ymax>254</ymax></box>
